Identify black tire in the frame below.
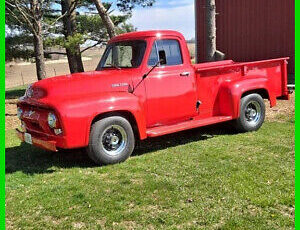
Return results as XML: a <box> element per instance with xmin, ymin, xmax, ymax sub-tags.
<box><xmin>87</xmin><ymin>116</ymin><xmax>135</xmax><ymax>165</ymax></box>
<box><xmin>234</xmin><ymin>93</ymin><xmax>265</xmax><ymax>132</ymax></box>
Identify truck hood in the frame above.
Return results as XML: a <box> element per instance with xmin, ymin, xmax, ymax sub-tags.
<box><xmin>32</xmin><ymin>70</ymin><xmax>136</xmax><ymax>100</ymax></box>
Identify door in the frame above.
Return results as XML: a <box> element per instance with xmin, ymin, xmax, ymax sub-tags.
<box><xmin>145</xmin><ymin>39</ymin><xmax>197</xmax><ymax>127</ymax></box>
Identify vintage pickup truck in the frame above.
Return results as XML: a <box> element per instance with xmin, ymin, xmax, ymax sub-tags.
<box><xmin>16</xmin><ymin>30</ymin><xmax>290</xmax><ymax>165</ymax></box>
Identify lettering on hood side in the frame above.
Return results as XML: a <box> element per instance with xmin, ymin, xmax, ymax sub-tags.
<box><xmin>111</xmin><ymin>83</ymin><xmax>129</xmax><ymax>88</ymax></box>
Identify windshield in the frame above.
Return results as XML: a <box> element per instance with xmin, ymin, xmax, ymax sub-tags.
<box><xmin>96</xmin><ymin>40</ymin><xmax>146</xmax><ymax>70</ymax></box>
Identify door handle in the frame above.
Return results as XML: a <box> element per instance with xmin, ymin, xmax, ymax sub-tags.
<box><xmin>180</xmin><ymin>72</ymin><xmax>190</xmax><ymax>77</ymax></box>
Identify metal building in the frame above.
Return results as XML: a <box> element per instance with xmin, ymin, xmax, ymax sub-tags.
<box><xmin>195</xmin><ymin>0</ymin><xmax>295</xmax><ymax>76</ymax></box>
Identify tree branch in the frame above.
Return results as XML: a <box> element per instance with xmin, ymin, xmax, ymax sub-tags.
<box><xmin>80</xmin><ymin>40</ymin><xmax>105</xmax><ymax>53</ymax></box>
<box><xmin>15</xmin><ymin>0</ymin><xmax>38</xmax><ymax>22</ymax></box>
<box><xmin>5</xmin><ymin>7</ymin><xmax>26</xmax><ymax>27</ymax></box>
<box><xmin>44</xmin><ymin>51</ymin><xmax>67</xmax><ymax>55</ymax></box>
<box><xmin>69</xmin><ymin>0</ymin><xmax>78</xmax><ymax>15</ymax></box>
<box><xmin>43</xmin><ymin>10</ymin><xmax>68</xmax><ymax>30</ymax></box>
<box><xmin>7</xmin><ymin>0</ymin><xmax>38</xmax><ymax>37</ymax></box>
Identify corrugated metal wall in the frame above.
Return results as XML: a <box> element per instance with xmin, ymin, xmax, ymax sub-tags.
<box><xmin>195</xmin><ymin>0</ymin><xmax>295</xmax><ymax>74</ymax></box>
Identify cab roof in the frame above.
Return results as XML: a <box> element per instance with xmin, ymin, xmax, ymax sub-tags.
<box><xmin>110</xmin><ymin>30</ymin><xmax>185</xmax><ymax>42</ymax></box>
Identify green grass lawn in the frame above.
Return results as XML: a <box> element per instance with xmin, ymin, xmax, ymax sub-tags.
<box><xmin>5</xmin><ymin>117</ymin><xmax>294</xmax><ymax>229</ymax></box>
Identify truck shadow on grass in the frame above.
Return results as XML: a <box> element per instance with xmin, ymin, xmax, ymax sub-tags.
<box><xmin>6</xmin><ymin>123</ymin><xmax>236</xmax><ymax>175</ymax></box>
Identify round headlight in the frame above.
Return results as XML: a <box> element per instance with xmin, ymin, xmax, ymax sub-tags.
<box><xmin>17</xmin><ymin>107</ymin><xmax>23</xmax><ymax>119</ymax></box>
<box><xmin>48</xmin><ymin>112</ymin><xmax>57</xmax><ymax>128</ymax></box>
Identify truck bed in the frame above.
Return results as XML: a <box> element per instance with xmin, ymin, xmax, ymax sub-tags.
<box><xmin>193</xmin><ymin>57</ymin><xmax>290</xmax><ymax>100</ymax></box>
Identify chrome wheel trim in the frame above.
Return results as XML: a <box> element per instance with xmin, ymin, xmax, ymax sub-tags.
<box><xmin>100</xmin><ymin>125</ymin><xmax>127</xmax><ymax>156</ymax></box>
<box><xmin>245</xmin><ymin>101</ymin><xmax>261</xmax><ymax>125</ymax></box>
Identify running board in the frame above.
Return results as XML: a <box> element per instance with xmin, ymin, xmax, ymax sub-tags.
<box><xmin>146</xmin><ymin>116</ymin><xmax>233</xmax><ymax>137</ymax></box>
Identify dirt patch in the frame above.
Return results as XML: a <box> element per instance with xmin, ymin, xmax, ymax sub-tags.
<box><xmin>265</xmin><ymin>93</ymin><xmax>295</xmax><ymax>122</ymax></box>
<box><xmin>5</xmin><ymin>99</ymin><xmax>19</xmax><ymax>131</ymax></box>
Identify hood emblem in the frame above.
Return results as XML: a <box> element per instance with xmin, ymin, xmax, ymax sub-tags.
<box><xmin>111</xmin><ymin>83</ymin><xmax>129</xmax><ymax>88</ymax></box>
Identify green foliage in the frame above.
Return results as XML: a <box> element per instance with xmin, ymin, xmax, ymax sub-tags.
<box><xmin>5</xmin><ymin>0</ymin><xmax>60</xmax><ymax>61</ymax></box>
<box><xmin>76</xmin><ymin>14</ymin><xmax>108</xmax><ymax>40</ymax></box>
<box><xmin>64</xmin><ymin>33</ymin><xmax>86</xmax><ymax>53</ymax></box>
<box><xmin>116</xmin><ymin>22</ymin><xmax>137</xmax><ymax>34</ymax></box>
<box><xmin>5</xmin><ymin>0</ymin><xmax>57</xmax><ymax>32</ymax></box>
<box><xmin>44</xmin><ymin>13</ymin><xmax>135</xmax><ymax>54</ymax></box>
<box><xmin>45</xmin><ymin>33</ymin><xmax>86</xmax><ymax>55</ymax></box>
<box><xmin>116</xmin><ymin>0</ymin><xmax>155</xmax><ymax>12</ymax></box>
<box><xmin>5</xmin><ymin>35</ymin><xmax>35</xmax><ymax>61</ymax></box>
<box><xmin>5</xmin><ymin>48</ymin><xmax>34</xmax><ymax>62</ymax></box>
<box><xmin>76</xmin><ymin>14</ymin><xmax>134</xmax><ymax>40</ymax></box>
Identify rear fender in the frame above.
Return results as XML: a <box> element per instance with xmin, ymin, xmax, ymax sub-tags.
<box><xmin>218</xmin><ymin>77</ymin><xmax>274</xmax><ymax>118</ymax></box>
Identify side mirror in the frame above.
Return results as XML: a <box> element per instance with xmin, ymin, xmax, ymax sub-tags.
<box><xmin>158</xmin><ymin>50</ymin><xmax>167</xmax><ymax>65</ymax></box>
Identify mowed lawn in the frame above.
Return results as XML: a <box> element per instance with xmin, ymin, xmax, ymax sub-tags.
<box><xmin>5</xmin><ymin>111</ymin><xmax>294</xmax><ymax>229</ymax></box>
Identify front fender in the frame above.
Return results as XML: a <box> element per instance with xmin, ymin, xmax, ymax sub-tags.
<box><xmin>218</xmin><ymin>77</ymin><xmax>273</xmax><ymax>118</ymax></box>
<box><xmin>52</xmin><ymin>92</ymin><xmax>146</xmax><ymax>148</ymax></box>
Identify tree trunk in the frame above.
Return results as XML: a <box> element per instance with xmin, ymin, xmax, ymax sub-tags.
<box><xmin>205</xmin><ymin>0</ymin><xmax>217</xmax><ymax>62</ymax></box>
<box><xmin>93</xmin><ymin>0</ymin><xmax>116</xmax><ymax>39</ymax></box>
<box><xmin>205</xmin><ymin>0</ymin><xmax>225</xmax><ymax>61</ymax></box>
<box><xmin>61</xmin><ymin>0</ymin><xmax>84</xmax><ymax>73</ymax></box>
<box><xmin>33</xmin><ymin>31</ymin><xmax>46</xmax><ymax>80</ymax></box>
<box><xmin>31</xmin><ymin>0</ymin><xmax>46</xmax><ymax>80</ymax></box>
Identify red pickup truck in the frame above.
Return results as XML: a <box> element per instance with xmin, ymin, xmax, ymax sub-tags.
<box><xmin>16</xmin><ymin>30</ymin><xmax>290</xmax><ymax>165</ymax></box>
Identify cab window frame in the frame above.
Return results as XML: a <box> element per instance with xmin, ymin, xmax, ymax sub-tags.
<box><xmin>97</xmin><ymin>39</ymin><xmax>147</xmax><ymax>70</ymax></box>
<box><xmin>147</xmin><ymin>39</ymin><xmax>184</xmax><ymax>67</ymax></box>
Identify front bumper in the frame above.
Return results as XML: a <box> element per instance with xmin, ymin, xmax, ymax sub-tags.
<box><xmin>16</xmin><ymin>129</ymin><xmax>57</xmax><ymax>152</ymax></box>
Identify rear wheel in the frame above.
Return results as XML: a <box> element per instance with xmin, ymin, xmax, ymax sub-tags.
<box><xmin>88</xmin><ymin>116</ymin><xmax>135</xmax><ymax>165</ymax></box>
<box><xmin>234</xmin><ymin>93</ymin><xmax>265</xmax><ymax>132</ymax></box>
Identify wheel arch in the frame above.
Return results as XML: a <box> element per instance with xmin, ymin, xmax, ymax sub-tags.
<box><xmin>87</xmin><ymin>110</ymin><xmax>143</xmax><ymax>145</ymax></box>
<box><xmin>241</xmin><ymin>88</ymin><xmax>270</xmax><ymax>100</ymax></box>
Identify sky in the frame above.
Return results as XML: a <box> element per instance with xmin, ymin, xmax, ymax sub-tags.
<box><xmin>111</xmin><ymin>0</ymin><xmax>196</xmax><ymax>40</ymax></box>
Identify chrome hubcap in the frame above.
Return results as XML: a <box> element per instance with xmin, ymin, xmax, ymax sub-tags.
<box><xmin>245</xmin><ymin>101</ymin><xmax>261</xmax><ymax>125</ymax></box>
<box><xmin>100</xmin><ymin>125</ymin><xmax>127</xmax><ymax>156</ymax></box>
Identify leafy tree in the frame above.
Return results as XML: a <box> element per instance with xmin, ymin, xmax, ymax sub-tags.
<box><xmin>45</xmin><ymin>2</ymin><xmax>136</xmax><ymax>53</ymax></box>
<box><xmin>5</xmin><ymin>34</ymin><xmax>34</xmax><ymax>62</ymax></box>
<box><xmin>45</xmin><ymin>1</ymin><xmax>137</xmax><ymax>73</ymax></box>
<box><xmin>5</xmin><ymin>0</ymin><xmax>55</xmax><ymax>80</ymax></box>
<box><xmin>76</xmin><ymin>14</ymin><xmax>135</xmax><ymax>49</ymax></box>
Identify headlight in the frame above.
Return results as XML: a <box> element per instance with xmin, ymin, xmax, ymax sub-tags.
<box><xmin>48</xmin><ymin>112</ymin><xmax>57</xmax><ymax>128</ymax></box>
<box><xmin>17</xmin><ymin>107</ymin><xmax>23</xmax><ymax>119</ymax></box>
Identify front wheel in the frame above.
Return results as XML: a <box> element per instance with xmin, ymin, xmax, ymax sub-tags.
<box><xmin>87</xmin><ymin>116</ymin><xmax>135</xmax><ymax>165</ymax></box>
<box><xmin>233</xmin><ymin>93</ymin><xmax>265</xmax><ymax>132</ymax></box>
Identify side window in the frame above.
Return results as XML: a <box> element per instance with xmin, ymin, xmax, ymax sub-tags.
<box><xmin>147</xmin><ymin>39</ymin><xmax>183</xmax><ymax>66</ymax></box>
<box><xmin>148</xmin><ymin>43</ymin><xmax>158</xmax><ymax>66</ymax></box>
<box><xmin>157</xmin><ymin>40</ymin><xmax>183</xmax><ymax>66</ymax></box>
